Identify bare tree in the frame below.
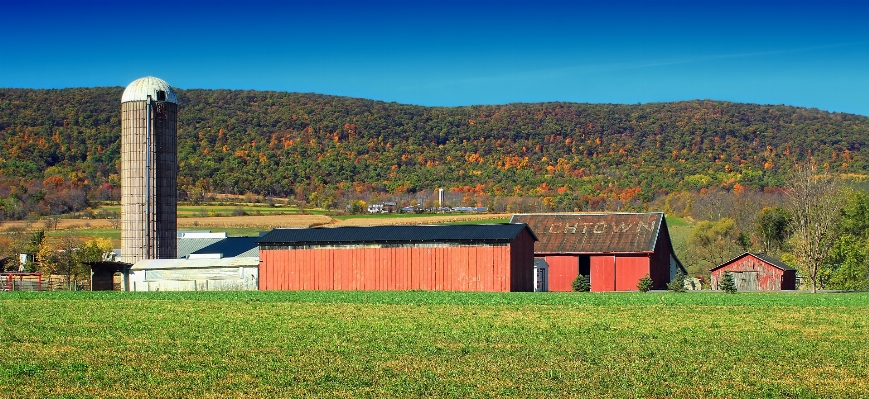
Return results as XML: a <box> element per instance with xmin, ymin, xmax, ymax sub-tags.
<box><xmin>787</xmin><ymin>160</ymin><xmax>844</xmax><ymax>292</ymax></box>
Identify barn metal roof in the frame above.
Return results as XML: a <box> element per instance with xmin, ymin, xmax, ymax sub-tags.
<box><xmin>710</xmin><ymin>252</ymin><xmax>796</xmax><ymax>272</ymax></box>
<box><xmin>191</xmin><ymin>237</ymin><xmax>260</xmax><ymax>258</ymax></box>
<box><xmin>121</xmin><ymin>76</ymin><xmax>178</xmax><ymax>103</ymax></box>
<box><xmin>510</xmin><ymin>213</ymin><xmax>666</xmax><ymax>254</ymax></box>
<box><xmin>258</xmin><ymin>224</ymin><xmax>537</xmax><ymax>246</ymax></box>
<box><xmin>177</xmin><ymin>238</ymin><xmax>225</xmax><ymax>258</ymax></box>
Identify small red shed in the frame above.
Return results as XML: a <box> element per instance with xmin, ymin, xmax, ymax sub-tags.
<box><xmin>510</xmin><ymin>213</ymin><xmax>685</xmax><ymax>292</ymax></box>
<box><xmin>710</xmin><ymin>252</ymin><xmax>797</xmax><ymax>291</ymax></box>
<box><xmin>257</xmin><ymin>224</ymin><xmax>538</xmax><ymax>292</ymax></box>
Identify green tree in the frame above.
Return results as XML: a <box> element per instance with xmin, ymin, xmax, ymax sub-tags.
<box><xmin>719</xmin><ymin>271</ymin><xmax>738</xmax><ymax>294</ymax></box>
<box><xmin>637</xmin><ymin>275</ymin><xmax>654</xmax><ymax>292</ymax></box>
<box><xmin>668</xmin><ymin>271</ymin><xmax>686</xmax><ymax>292</ymax></box>
<box><xmin>826</xmin><ymin>189</ymin><xmax>869</xmax><ymax>290</ymax></box>
<box><xmin>826</xmin><ymin>236</ymin><xmax>869</xmax><ymax>290</ymax></box>
<box><xmin>74</xmin><ymin>238</ymin><xmax>114</xmax><ymax>265</ymax></box>
<box><xmin>838</xmin><ymin>189</ymin><xmax>869</xmax><ymax>237</ymax></box>
<box><xmin>755</xmin><ymin>206</ymin><xmax>791</xmax><ymax>254</ymax></box>
<box><xmin>572</xmin><ymin>275</ymin><xmax>590</xmax><ymax>292</ymax></box>
<box><xmin>347</xmin><ymin>200</ymin><xmax>367</xmax><ymax>214</ymax></box>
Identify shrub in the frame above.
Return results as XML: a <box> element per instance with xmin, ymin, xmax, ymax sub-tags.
<box><xmin>668</xmin><ymin>271</ymin><xmax>686</xmax><ymax>292</ymax></box>
<box><xmin>637</xmin><ymin>275</ymin><xmax>654</xmax><ymax>292</ymax></box>
<box><xmin>572</xmin><ymin>275</ymin><xmax>590</xmax><ymax>292</ymax></box>
<box><xmin>719</xmin><ymin>271</ymin><xmax>738</xmax><ymax>294</ymax></box>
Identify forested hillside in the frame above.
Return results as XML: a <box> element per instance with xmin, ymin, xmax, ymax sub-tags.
<box><xmin>1</xmin><ymin>87</ymin><xmax>868</xmax><ymax>217</ymax></box>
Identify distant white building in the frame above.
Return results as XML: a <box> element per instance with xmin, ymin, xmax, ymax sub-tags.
<box><xmin>367</xmin><ymin>202</ymin><xmax>396</xmax><ymax>213</ymax></box>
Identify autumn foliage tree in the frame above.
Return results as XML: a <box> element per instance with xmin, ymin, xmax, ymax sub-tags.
<box><xmin>786</xmin><ymin>161</ymin><xmax>843</xmax><ymax>292</ymax></box>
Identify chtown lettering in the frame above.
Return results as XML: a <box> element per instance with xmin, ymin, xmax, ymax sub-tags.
<box><xmin>592</xmin><ymin>222</ymin><xmax>607</xmax><ymax>233</ymax></box>
<box><xmin>546</xmin><ymin>220</ymin><xmax>657</xmax><ymax>234</ymax></box>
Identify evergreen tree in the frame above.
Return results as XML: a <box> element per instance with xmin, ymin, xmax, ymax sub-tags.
<box><xmin>719</xmin><ymin>271</ymin><xmax>738</xmax><ymax>294</ymax></box>
<box><xmin>637</xmin><ymin>274</ymin><xmax>654</xmax><ymax>292</ymax></box>
<box><xmin>572</xmin><ymin>274</ymin><xmax>590</xmax><ymax>292</ymax></box>
<box><xmin>668</xmin><ymin>271</ymin><xmax>686</xmax><ymax>292</ymax></box>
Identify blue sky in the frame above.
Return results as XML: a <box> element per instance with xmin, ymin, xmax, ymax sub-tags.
<box><xmin>2</xmin><ymin>0</ymin><xmax>867</xmax><ymax>115</ymax></box>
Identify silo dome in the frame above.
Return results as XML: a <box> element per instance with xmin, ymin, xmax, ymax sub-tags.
<box><xmin>121</xmin><ymin>76</ymin><xmax>177</xmax><ymax>103</ymax></box>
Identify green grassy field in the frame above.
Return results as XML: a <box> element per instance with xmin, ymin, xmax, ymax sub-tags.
<box><xmin>664</xmin><ymin>215</ymin><xmax>693</xmax><ymax>253</ymax></box>
<box><xmin>1</xmin><ymin>291</ymin><xmax>867</xmax><ymax>398</ymax></box>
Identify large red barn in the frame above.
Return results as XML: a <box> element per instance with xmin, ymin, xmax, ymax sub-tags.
<box><xmin>257</xmin><ymin>224</ymin><xmax>537</xmax><ymax>292</ymax></box>
<box><xmin>510</xmin><ymin>213</ymin><xmax>685</xmax><ymax>292</ymax></box>
<box><xmin>710</xmin><ymin>252</ymin><xmax>797</xmax><ymax>291</ymax></box>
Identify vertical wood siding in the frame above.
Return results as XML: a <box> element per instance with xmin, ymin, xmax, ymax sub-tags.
<box><xmin>543</xmin><ymin>255</ymin><xmax>580</xmax><ymax>292</ymax></box>
<box><xmin>711</xmin><ymin>255</ymin><xmax>796</xmax><ymax>291</ymax></box>
<box><xmin>260</xmin><ymin>238</ymin><xmax>534</xmax><ymax>292</ymax></box>
<box><xmin>589</xmin><ymin>255</ymin><xmax>650</xmax><ymax>292</ymax></box>
<box><xmin>614</xmin><ymin>256</ymin><xmax>650</xmax><ymax>291</ymax></box>
<box><xmin>591</xmin><ymin>256</ymin><xmax>616</xmax><ymax>292</ymax></box>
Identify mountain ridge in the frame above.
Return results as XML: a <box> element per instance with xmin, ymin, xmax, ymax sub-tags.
<box><xmin>1</xmin><ymin>87</ymin><xmax>867</xmax><ymax>215</ymax></box>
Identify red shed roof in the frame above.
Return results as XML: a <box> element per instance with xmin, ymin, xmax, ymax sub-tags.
<box><xmin>710</xmin><ymin>252</ymin><xmax>796</xmax><ymax>272</ymax></box>
<box><xmin>510</xmin><ymin>213</ymin><xmax>667</xmax><ymax>254</ymax></box>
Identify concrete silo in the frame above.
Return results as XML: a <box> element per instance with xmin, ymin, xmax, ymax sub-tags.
<box><xmin>121</xmin><ymin>77</ymin><xmax>178</xmax><ymax>263</ymax></box>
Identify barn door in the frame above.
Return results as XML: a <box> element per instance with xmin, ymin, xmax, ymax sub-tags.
<box><xmin>734</xmin><ymin>272</ymin><xmax>759</xmax><ymax>291</ymax></box>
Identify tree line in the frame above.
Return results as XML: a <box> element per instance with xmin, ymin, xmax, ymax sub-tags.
<box><xmin>672</xmin><ymin>163</ymin><xmax>869</xmax><ymax>291</ymax></box>
<box><xmin>2</xmin><ymin>87</ymin><xmax>868</xmax><ymax>221</ymax></box>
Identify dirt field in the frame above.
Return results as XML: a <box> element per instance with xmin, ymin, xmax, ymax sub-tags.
<box><xmin>332</xmin><ymin>214</ymin><xmax>512</xmax><ymax>227</ymax></box>
<box><xmin>0</xmin><ymin>213</ymin><xmax>513</xmax><ymax>232</ymax></box>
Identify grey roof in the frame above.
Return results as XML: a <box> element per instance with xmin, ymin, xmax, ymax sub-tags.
<box><xmin>711</xmin><ymin>252</ymin><xmax>796</xmax><ymax>272</ymax></box>
<box><xmin>753</xmin><ymin>253</ymin><xmax>796</xmax><ymax>271</ymax></box>
<box><xmin>258</xmin><ymin>224</ymin><xmax>537</xmax><ymax>246</ymax></box>
<box><xmin>177</xmin><ymin>238</ymin><xmax>225</xmax><ymax>258</ymax></box>
<box><xmin>191</xmin><ymin>237</ymin><xmax>260</xmax><ymax>258</ymax></box>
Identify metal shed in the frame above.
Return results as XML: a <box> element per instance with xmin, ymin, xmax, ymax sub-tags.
<box><xmin>510</xmin><ymin>213</ymin><xmax>685</xmax><ymax>292</ymax></box>
<box><xmin>257</xmin><ymin>224</ymin><xmax>538</xmax><ymax>292</ymax></box>
<box><xmin>710</xmin><ymin>252</ymin><xmax>797</xmax><ymax>291</ymax></box>
<box><xmin>128</xmin><ymin>257</ymin><xmax>259</xmax><ymax>291</ymax></box>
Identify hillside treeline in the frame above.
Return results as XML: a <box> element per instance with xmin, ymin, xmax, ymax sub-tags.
<box><xmin>1</xmin><ymin>87</ymin><xmax>868</xmax><ymax>218</ymax></box>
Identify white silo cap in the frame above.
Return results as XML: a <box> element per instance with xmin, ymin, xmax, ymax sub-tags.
<box><xmin>121</xmin><ymin>76</ymin><xmax>178</xmax><ymax>103</ymax></box>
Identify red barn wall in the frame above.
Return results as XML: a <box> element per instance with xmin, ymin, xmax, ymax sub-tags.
<box><xmin>711</xmin><ymin>256</ymin><xmax>795</xmax><ymax>291</ymax></box>
<box><xmin>615</xmin><ymin>256</ymin><xmax>650</xmax><ymax>291</ymax></box>
<box><xmin>591</xmin><ymin>256</ymin><xmax>615</xmax><ymax>292</ymax></box>
<box><xmin>544</xmin><ymin>255</ymin><xmax>580</xmax><ymax>292</ymax></box>
<box><xmin>260</xmin><ymin>233</ymin><xmax>535</xmax><ymax>292</ymax></box>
